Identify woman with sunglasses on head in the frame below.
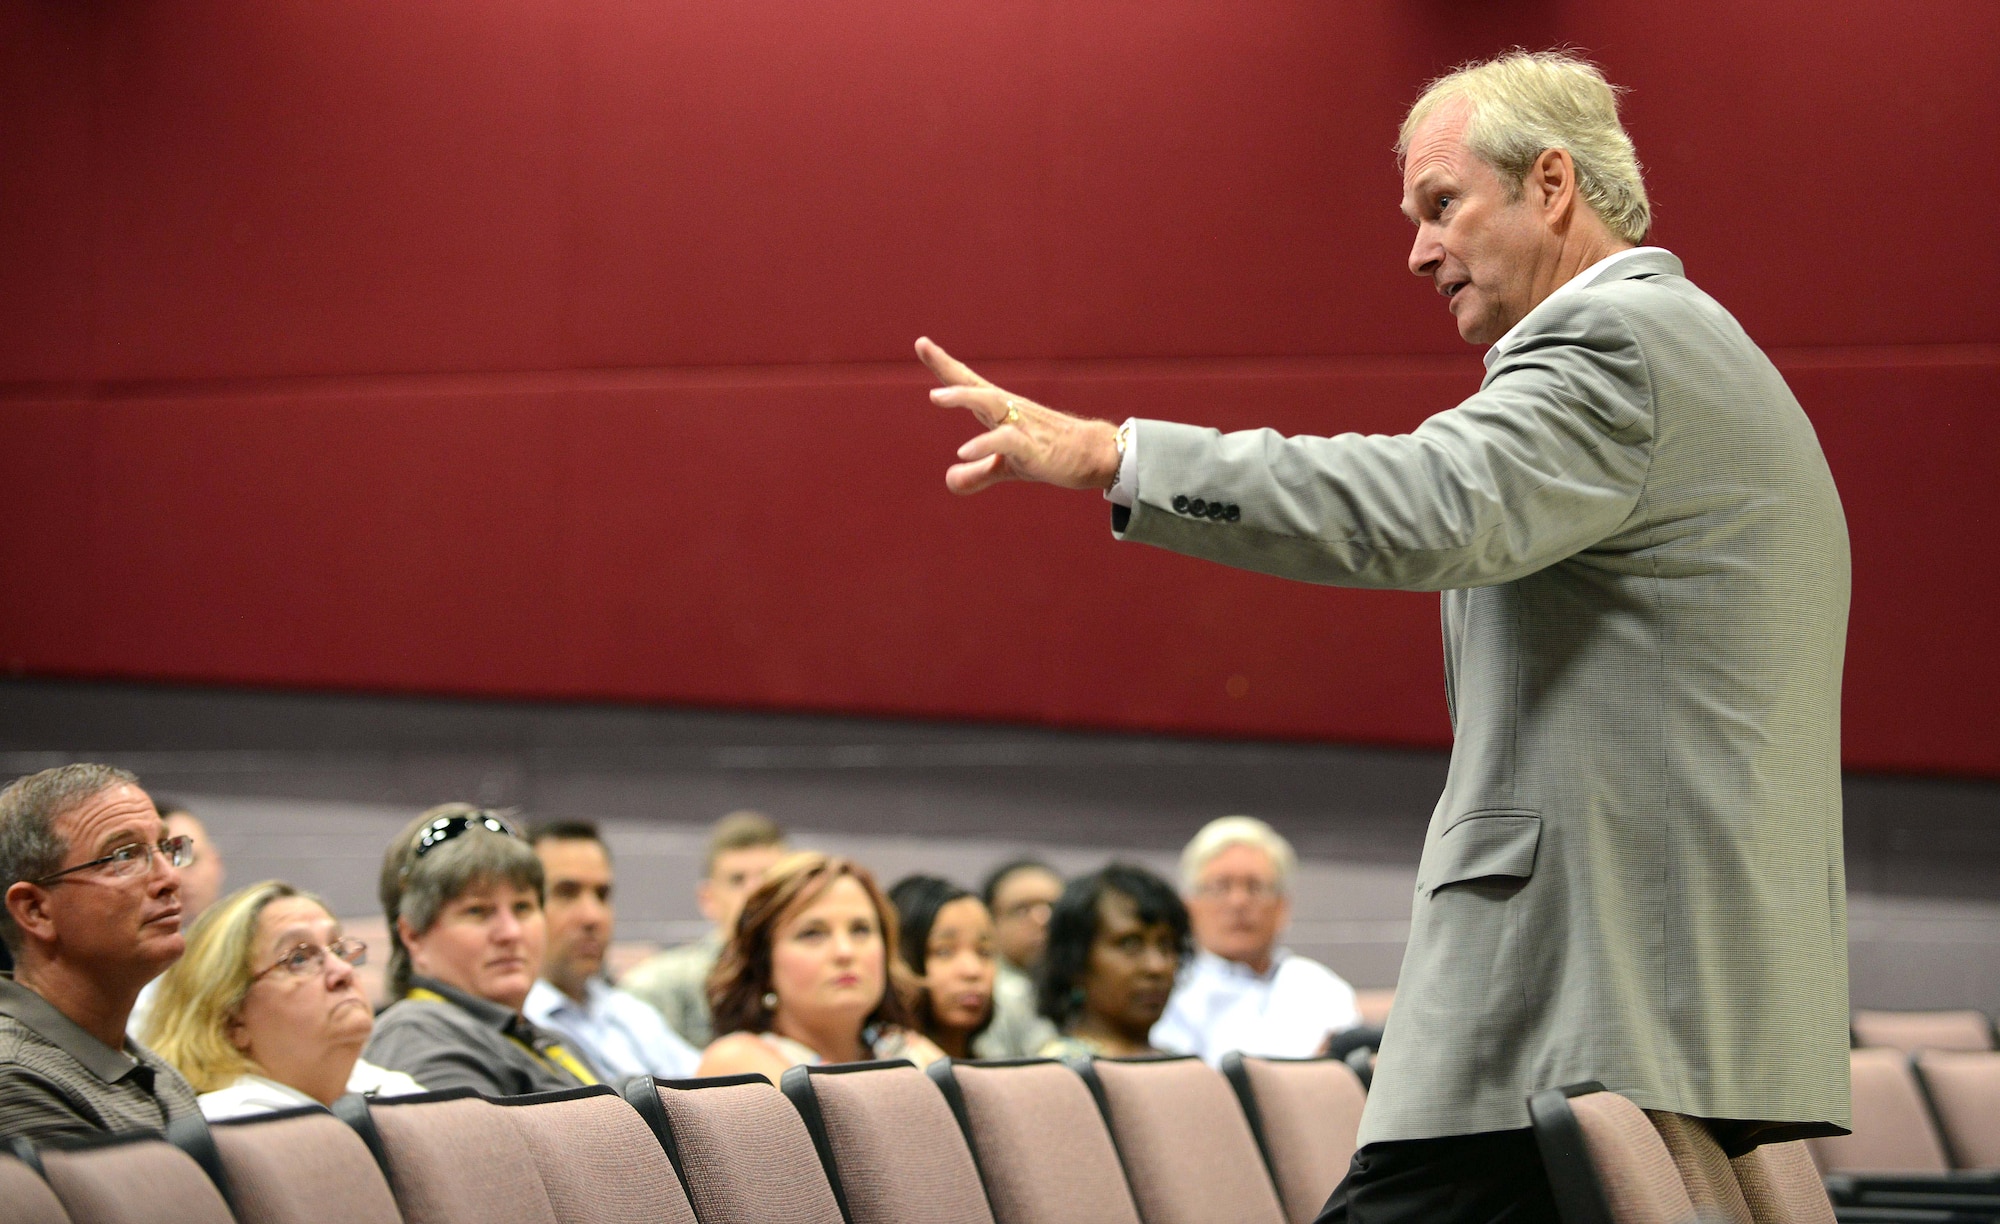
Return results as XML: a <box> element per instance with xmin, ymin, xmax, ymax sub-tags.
<box><xmin>145</xmin><ymin>881</ymin><xmax>423</xmax><ymax>1118</ymax></box>
<box><xmin>364</xmin><ymin>804</ymin><xmax>600</xmax><ymax>1095</ymax></box>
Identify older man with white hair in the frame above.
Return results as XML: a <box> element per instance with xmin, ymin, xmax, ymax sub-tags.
<box><xmin>1153</xmin><ymin>817</ymin><xmax>1357</xmax><ymax>1063</ymax></box>
<box><xmin>921</xmin><ymin>47</ymin><xmax>1849</xmax><ymax>1224</ymax></box>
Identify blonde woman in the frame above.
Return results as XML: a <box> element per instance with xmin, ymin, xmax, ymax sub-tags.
<box><xmin>144</xmin><ymin>881</ymin><xmax>422</xmax><ymax>1119</ymax></box>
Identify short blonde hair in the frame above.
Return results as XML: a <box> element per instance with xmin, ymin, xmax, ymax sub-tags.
<box><xmin>143</xmin><ymin>880</ymin><xmax>331</xmax><ymax>1093</ymax></box>
<box><xmin>1180</xmin><ymin>816</ymin><xmax>1296</xmax><ymax>896</ymax></box>
<box><xmin>1399</xmin><ymin>50</ymin><xmax>1650</xmax><ymax>244</ymax></box>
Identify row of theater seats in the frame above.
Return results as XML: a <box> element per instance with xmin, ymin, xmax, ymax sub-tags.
<box><xmin>1807</xmin><ymin>1009</ymin><xmax>2000</xmax><ymax>1221</ymax></box>
<box><xmin>0</xmin><ymin>1053</ymin><xmax>1369</xmax><ymax>1224</ymax></box>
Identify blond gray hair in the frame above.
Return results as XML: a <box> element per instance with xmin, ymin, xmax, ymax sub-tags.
<box><xmin>1398</xmin><ymin>50</ymin><xmax>1650</xmax><ymax>244</ymax></box>
<box><xmin>1179</xmin><ymin>816</ymin><xmax>1296</xmax><ymax>896</ymax></box>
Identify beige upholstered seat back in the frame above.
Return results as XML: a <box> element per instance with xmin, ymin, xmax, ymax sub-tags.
<box><xmin>949</xmin><ymin>1062</ymin><xmax>1140</xmax><ymax>1224</ymax></box>
<box><xmin>1914</xmin><ymin>1050</ymin><xmax>2000</xmax><ymax>1170</ymax></box>
<box><xmin>0</xmin><ymin>1153</ymin><xmax>70</xmax><ymax>1224</ymax></box>
<box><xmin>371</xmin><ymin>1096</ymin><xmax>560</xmax><ymax>1224</ymax></box>
<box><xmin>801</xmin><ymin>1064</ymin><xmax>993</xmax><ymax>1224</ymax></box>
<box><xmin>38</xmin><ymin>1138</ymin><xmax>234</xmax><ymax>1224</ymax></box>
<box><xmin>1729</xmin><ymin>1141</ymin><xmax>1836</xmax><ymax>1224</ymax></box>
<box><xmin>500</xmin><ymin>1090</ymin><xmax>697</xmax><ymax>1224</ymax></box>
<box><xmin>653</xmin><ymin>1079</ymin><xmax>843</xmax><ymax>1224</ymax></box>
<box><xmin>1852</xmin><ymin>1010</ymin><xmax>1995</xmax><ymax>1055</ymax></box>
<box><xmin>1806</xmin><ymin>1048</ymin><xmax>1950</xmax><ymax>1173</ymax></box>
<box><xmin>213</xmin><ymin>1108</ymin><xmax>402</xmax><ymax>1224</ymax></box>
<box><xmin>1231</xmin><ymin>1057</ymin><xmax>1364</xmax><ymax>1224</ymax></box>
<box><xmin>1645</xmin><ymin>1112</ymin><xmax>1751</xmax><ymax>1224</ymax></box>
<box><xmin>1564</xmin><ymin>1093</ymin><xmax>1698</xmax><ymax>1224</ymax></box>
<box><xmin>1089</xmin><ymin>1057</ymin><xmax>1285</xmax><ymax>1224</ymax></box>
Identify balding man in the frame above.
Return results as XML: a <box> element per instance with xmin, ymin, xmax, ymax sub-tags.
<box><xmin>0</xmin><ymin>764</ymin><xmax>200</xmax><ymax>1140</ymax></box>
<box><xmin>920</xmin><ymin>49</ymin><xmax>1849</xmax><ymax>1222</ymax></box>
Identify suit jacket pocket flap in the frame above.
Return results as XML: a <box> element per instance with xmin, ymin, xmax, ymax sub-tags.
<box><xmin>1419</xmin><ymin>811</ymin><xmax>1542</xmax><ymax>895</ymax></box>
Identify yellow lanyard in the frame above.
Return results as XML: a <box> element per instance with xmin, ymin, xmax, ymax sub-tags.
<box><xmin>406</xmin><ymin>988</ymin><xmax>599</xmax><ymax>1086</ymax></box>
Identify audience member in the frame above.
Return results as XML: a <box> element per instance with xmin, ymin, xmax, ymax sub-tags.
<box><xmin>523</xmin><ymin>822</ymin><xmax>700</xmax><ymax>1084</ymax></box>
<box><xmin>979</xmin><ymin>858</ymin><xmax>1062</xmax><ymax>1057</ymax></box>
<box><xmin>622</xmin><ymin>810</ymin><xmax>788</xmax><ymax>1048</ymax></box>
<box><xmin>127</xmin><ymin>797</ymin><xmax>228</xmax><ymax>1037</ymax></box>
<box><xmin>697</xmin><ymin>852</ymin><xmax>941</xmax><ymax>1082</ymax></box>
<box><xmin>1152</xmin><ymin>816</ymin><xmax>1359</xmax><ymax>1063</ymax></box>
<box><xmin>1036</xmin><ymin>863</ymin><xmax>1189</xmax><ymax>1059</ymax></box>
<box><xmin>0</xmin><ymin>765</ymin><xmax>200</xmax><ymax>1140</ymax></box>
<box><xmin>155</xmin><ymin>800</ymin><xmax>226</xmax><ymax>922</ymax></box>
<box><xmin>144</xmin><ymin>881</ymin><xmax>422</xmax><ymax>1118</ymax></box>
<box><xmin>887</xmin><ymin>875</ymin><xmax>996</xmax><ymax>1059</ymax></box>
<box><xmin>366</xmin><ymin>804</ymin><xmax>599</xmax><ymax>1094</ymax></box>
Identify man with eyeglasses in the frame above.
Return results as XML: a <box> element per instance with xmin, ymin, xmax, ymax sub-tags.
<box><xmin>1153</xmin><ymin>816</ymin><xmax>1358</xmax><ymax>1065</ymax></box>
<box><xmin>0</xmin><ymin>764</ymin><xmax>201</xmax><ymax>1140</ymax></box>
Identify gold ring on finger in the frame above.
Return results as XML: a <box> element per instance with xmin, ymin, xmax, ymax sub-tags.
<box><xmin>1002</xmin><ymin>399</ymin><xmax>1023</xmax><ymax>426</ymax></box>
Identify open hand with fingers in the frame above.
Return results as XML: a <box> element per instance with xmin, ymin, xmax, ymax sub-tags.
<box><xmin>917</xmin><ymin>337</ymin><xmax>1122</xmax><ymax>496</ymax></box>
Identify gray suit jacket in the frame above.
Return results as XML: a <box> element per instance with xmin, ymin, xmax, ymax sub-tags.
<box><xmin>1115</xmin><ymin>251</ymin><xmax>1851</xmax><ymax>1145</ymax></box>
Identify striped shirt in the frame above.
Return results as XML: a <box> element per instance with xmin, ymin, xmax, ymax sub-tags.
<box><xmin>0</xmin><ymin>975</ymin><xmax>198</xmax><ymax>1142</ymax></box>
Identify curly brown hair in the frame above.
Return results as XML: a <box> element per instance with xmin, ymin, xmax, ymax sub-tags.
<box><xmin>707</xmin><ymin>851</ymin><xmax>917</xmax><ymax>1039</ymax></box>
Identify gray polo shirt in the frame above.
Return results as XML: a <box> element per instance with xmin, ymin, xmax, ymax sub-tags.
<box><xmin>365</xmin><ymin>976</ymin><xmax>590</xmax><ymax>1097</ymax></box>
<box><xmin>0</xmin><ymin>975</ymin><xmax>199</xmax><ymax>1142</ymax></box>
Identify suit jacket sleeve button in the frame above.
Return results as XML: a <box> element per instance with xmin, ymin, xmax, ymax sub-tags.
<box><xmin>1189</xmin><ymin>497</ymin><xmax>1207</xmax><ymax>516</ymax></box>
<box><xmin>1206</xmin><ymin>502</ymin><xmax>1225</xmax><ymax>519</ymax></box>
<box><xmin>1225</xmin><ymin>504</ymin><xmax>1241</xmax><ymax>521</ymax></box>
<box><xmin>1172</xmin><ymin>495</ymin><xmax>1190</xmax><ymax>513</ymax></box>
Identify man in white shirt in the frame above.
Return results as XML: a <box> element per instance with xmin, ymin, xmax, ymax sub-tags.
<box><xmin>523</xmin><ymin>822</ymin><xmax>699</xmax><ymax>1084</ymax></box>
<box><xmin>1153</xmin><ymin>816</ymin><xmax>1358</xmax><ymax>1064</ymax></box>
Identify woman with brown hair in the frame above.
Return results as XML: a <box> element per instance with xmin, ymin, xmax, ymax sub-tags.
<box><xmin>695</xmin><ymin>852</ymin><xmax>942</xmax><ymax>1082</ymax></box>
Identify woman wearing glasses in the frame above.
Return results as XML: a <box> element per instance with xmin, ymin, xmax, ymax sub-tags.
<box><xmin>144</xmin><ymin>881</ymin><xmax>422</xmax><ymax>1118</ymax></box>
<box><xmin>364</xmin><ymin>804</ymin><xmax>598</xmax><ymax>1095</ymax></box>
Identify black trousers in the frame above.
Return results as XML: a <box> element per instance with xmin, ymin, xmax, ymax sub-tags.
<box><xmin>1313</xmin><ymin>1128</ymin><xmax>1561</xmax><ymax>1224</ymax></box>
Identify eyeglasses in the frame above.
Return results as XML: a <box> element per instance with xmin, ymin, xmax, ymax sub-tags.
<box><xmin>250</xmin><ymin>937</ymin><xmax>368</xmax><ymax>983</ymax></box>
<box><xmin>997</xmin><ymin>900</ymin><xmax>1052</xmax><ymax>924</ymax></box>
<box><xmin>1192</xmin><ymin>877</ymin><xmax>1282</xmax><ymax>902</ymax></box>
<box><xmin>410</xmin><ymin>811</ymin><xmax>520</xmax><ymax>861</ymax></box>
<box><xmin>32</xmin><ymin>835</ymin><xmax>195</xmax><ymax>885</ymax></box>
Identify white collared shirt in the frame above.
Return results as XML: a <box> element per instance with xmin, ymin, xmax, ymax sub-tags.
<box><xmin>523</xmin><ymin>977</ymin><xmax>701</xmax><ymax>1083</ymax></box>
<box><xmin>1107</xmin><ymin>245</ymin><xmax>1674</xmax><ymax>509</ymax></box>
<box><xmin>1151</xmin><ymin>947</ymin><xmax>1360</xmax><ymax>1066</ymax></box>
<box><xmin>198</xmin><ymin>1059</ymin><xmax>424</xmax><ymax>1121</ymax></box>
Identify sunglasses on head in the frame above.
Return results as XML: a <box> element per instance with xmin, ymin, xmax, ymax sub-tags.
<box><xmin>407</xmin><ymin>810</ymin><xmax>522</xmax><ymax>868</ymax></box>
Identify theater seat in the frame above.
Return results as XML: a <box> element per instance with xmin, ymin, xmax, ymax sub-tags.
<box><xmin>1645</xmin><ymin>1112</ymin><xmax>1752</xmax><ymax>1223</ymax></box>
<box><xmin>0</xmin><ymin>1152</ymin><xmax>69</xmax><ymax>1224</ymax></box>
<box><xmin>1853</xmin><ymin>1010</ymin><xmax>1997</xmax><ymax>1056</ymax></box>
<box><xmin>926</xmin><ymin>1058</ymin><xmax>1141</xmax><ymax>1224</ymax></box>
<box><xmin>1074</xmin><ymin>1054</ymin><xmax>1287</xmax><ymax>1224</ymax></box>
<box><xmin>1808</xmin><ymin>1048</ymin><xmax>1951</xmax><ymax>1174</ymax></box>
<box><xmin>780</xmin><ymin>1059</ymin><xmax>993</xmax><ymax>1224</ymax></box>
<box><xmin>1729</xmin><ymin>1142</ymin><xmax>1836</xmax><ymax>1224</ymax></box>
<box><xmin>30</xmin><ymin>1132</ymin><xmax>233</xmax><ymax>1224</ymax></box>
<box><xmin>1220</xmin><ymin>1053</ymin><xmax>1365</xmax><ymax>1224</ymax></box>
<box><xmin>1914</xmin><ymin>1050</ymin><xmax>2000</xmax><ymax>1170</ymax></box>
<box><xmin>206</xmin><ymin>1104</ymin><xmax>400</xmax><ymax>1224</ymax></box>
<box><xmin>494</xmin><ymin>1085</ymin><xmax>697</xmax><ymax>1224</ymax></box>
<box><xmin>358</xmin><ymin>1089</ymin><xmax>559</xmax><ymax>1224</ymax></box>
<box><xmin>1528</xmin><ymin>1084</ymin><xmax>1697</xmax><ymax>1224</ymax></box>
<box><xmin>622</xmin><ymin>1073</ymin><xmax>843</xmax><ymax>1224</ymax></box>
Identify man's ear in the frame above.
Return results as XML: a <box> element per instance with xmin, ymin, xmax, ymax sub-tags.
<box><xmin>6</xmin><ymin>881</ymin><xmax>56</xmax><ymax>946</ymax></box>
<box><xmin>696</xmin><ymin>879</ymin><xmax>720</xmax><ymax>926</ymax></box>
<box><xmin>1532</xmin><ymin>147</ymin><xmax>1578</xmax><ymax>225</ymax></box>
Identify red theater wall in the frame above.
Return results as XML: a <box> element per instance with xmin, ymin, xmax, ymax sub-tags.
<box><xmin>1</xmin><ymin>0</ymin><xmax>1994</xmax><ymax>775</ymax></box>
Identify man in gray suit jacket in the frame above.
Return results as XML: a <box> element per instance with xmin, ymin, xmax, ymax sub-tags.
<box><xmin>917</xmin><ymin>50</ymin><xmax>1849</xmax><ymax>1223</ymax></box>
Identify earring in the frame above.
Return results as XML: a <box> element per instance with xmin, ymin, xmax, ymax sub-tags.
<box><xmin>762</xmin><ymin>991</ymin><xmax>779</xmax><ymax>1011</ymax></box>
